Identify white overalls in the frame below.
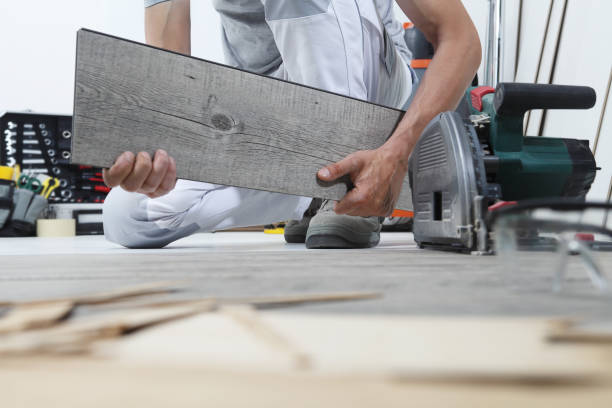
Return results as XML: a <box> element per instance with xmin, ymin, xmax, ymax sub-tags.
<box><xmin>104</xmin><ymin>0</ymin><xmax>414</xmax><ymax>248</ymax></box>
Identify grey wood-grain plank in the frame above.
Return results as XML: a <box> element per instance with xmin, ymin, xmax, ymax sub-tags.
<box><xmin>72</xmin><ymin>29</ymin><xmax>412</xmax><ymax>210</ymax></box>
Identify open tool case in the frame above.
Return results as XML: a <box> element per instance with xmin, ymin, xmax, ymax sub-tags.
<box><xmin>1</xmin><ymin>111</ymin><xmax>108</xmax><ymax>236</ymax></box>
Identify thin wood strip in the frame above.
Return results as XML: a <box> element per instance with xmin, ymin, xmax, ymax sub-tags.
<box><xmin>221</xmin><ymin>305</ymin><xmax>311</xmax><ymax>370</ymax></box>
<box><xmin>0</xmin><ymin>301</ymin><xmax>74</xmax><ymax>334</ymax></box>
<box><xmin>228</xmin><ymin>291</ymin><xmax>382</xmax><ymax>306</ymax></box>
<box><xmin>391</xmin><ymin>370</ymin><xmax>597</xmax><ymax>386</ymax></box>
<box><xmin>547</xmin><ymin>319</ymin><xmax>612</xmax><ymax>344</ymax></box>
<box><xmin>87</xmin><ymin>291</ymin><xmax>382</xmax><ymax>311</ymax></box>
<box><xmin>524</xmin><ymin>0</ymin><xmax>554</xmax><ymax>133</ymax></box>
<box><xmin>0</xmin><ymin>281</ymin><xmax>185</xmax><ymax>308</ymax></box>
<box><xmin>538</xmin><ymin>0</ymin><xmax>569</xmax><ymax>136</ymax></box>
<box><xmin>0</xmin><ymin>301</ymin><xmax>216</xmax><ymax>356</ymax></box>
<box><xmin>592</xmin><ymin>67</ymin><xmax>612</xmax><ymax>155</ymax></box>
<box><xmin>72</xmin><ymin>29</ymin><xmax>413</xmax><ymax>209</ymax></box>
<box><xmin>513</xmin><ymin>0</ymin><xmax>523</xmax><ymax>80</ymax></box>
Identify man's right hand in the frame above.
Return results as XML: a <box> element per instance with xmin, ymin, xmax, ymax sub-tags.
<box><xmin>102</xmin><ymin>150</ymin><xmax>177</xmax><ymax>198</ymax></box>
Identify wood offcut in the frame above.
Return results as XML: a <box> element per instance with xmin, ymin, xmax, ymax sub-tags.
<box><xmin>72</xmin><ymin>29</ymin><xmax>413</xmax><ymax>209</ymax></box>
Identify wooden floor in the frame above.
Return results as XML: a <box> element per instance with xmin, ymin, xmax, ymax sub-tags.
<box><xmin>3</xmin><ymin>232</ymin><xmax>612</xmax><ymax>407</ymax></box>
<box><xmin>1</xmin><ymin>232</ymin><xmax>611</xmax><ymax>318</ymax></box>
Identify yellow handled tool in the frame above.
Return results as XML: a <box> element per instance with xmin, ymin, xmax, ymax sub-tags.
<box><xmin>0</xmin><ymin>166</ymin><xmax>14</xmax><ymax>181</ymax></box>
<box><xmin>13</xmin><ymin>165</ymin><xmax>21</xmax><ymax>184</ymax></box>
<box><xmin>42</xmin><ymin>177</ymin><xmax>60</xmax><ymax>199</ymax></box>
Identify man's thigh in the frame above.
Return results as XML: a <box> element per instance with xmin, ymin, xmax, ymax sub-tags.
<box><xmin>103</xmin><ymin>180</ymin><xmax>312</xmax><ymax>248</ymax></box>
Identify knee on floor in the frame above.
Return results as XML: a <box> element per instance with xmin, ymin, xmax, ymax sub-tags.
<box><xmin>102</xmin><ymin>188</ymin><xmax>168</xmax><ymax>249</ymax></box>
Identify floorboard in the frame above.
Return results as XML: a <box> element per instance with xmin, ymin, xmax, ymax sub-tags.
<box><xmin>72</xmin><ymin>29</ymin><xmax>412</xmax><ymax>209</ymax></box>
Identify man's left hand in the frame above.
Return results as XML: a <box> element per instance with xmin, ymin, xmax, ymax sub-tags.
<box><xmin>317</xmin><ymin>143</ymin><xmax>411</xmax><ymax>217</ymax></box>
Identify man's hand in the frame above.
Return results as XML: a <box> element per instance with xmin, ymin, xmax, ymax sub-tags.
<box><xmin>319</xmin><ymin>0</ymin><xmax>480</xmax><ymax>217</ymax></box>
<box><xmin>102</xmin><ymin>150</ymin><xmax>177</xmax><ymax>198</ymax></box>
<box><xmin>317</xmin><ymin>140</ymin><xmax>412</xmax><ymax>216</ymax></box>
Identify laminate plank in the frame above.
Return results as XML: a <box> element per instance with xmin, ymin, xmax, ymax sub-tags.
<box><xmin>72</xmin><ymin>29</ymin><xmax>412</xmax><ymax>209</ymax></box>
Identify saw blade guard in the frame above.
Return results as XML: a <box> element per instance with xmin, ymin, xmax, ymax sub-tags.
<box><xmin>408</xmin><ymin>112</ymin><xmax>487</xmax><ymax>251</ymax></box>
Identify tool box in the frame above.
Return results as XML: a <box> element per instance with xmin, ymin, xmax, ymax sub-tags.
<box><xmin>1</xmin><ymin>111</ymin><xmax>107</xmax><ymax>236</ymax></box>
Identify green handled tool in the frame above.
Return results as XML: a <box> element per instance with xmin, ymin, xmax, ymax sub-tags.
<box><xmin>18</xmin><ymin>174</ymin><xmax>43</xmax><ymax>194</ymax></box>
<box><xmin>469</xmin><ymin>83</ymin><xmax>596</xmax><ymax>201</ymax></box>
<box><xmin>408</xmin><ymin>83</ymin><xmax>597</xmax><ymax>253</ymax></box>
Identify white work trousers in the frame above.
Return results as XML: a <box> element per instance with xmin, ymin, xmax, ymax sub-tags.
<box><xmin>103</xmin><ymin>0</ymin><xmax>413</xmax><ymax>248</ymax></box>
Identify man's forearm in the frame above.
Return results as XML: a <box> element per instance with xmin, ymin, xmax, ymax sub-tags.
<box><xmin>386</xmin><ymin>0</ymin><xmax>481</xmax><ymax>158</ymax></box>
<box><xmin>145</xmin><ymin>0</ymin><xmax>191</xmax><ymax>54</ymax></box>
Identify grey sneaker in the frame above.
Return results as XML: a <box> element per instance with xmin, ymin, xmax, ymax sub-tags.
<box><xmin>284</xmin><ymin>198</ymin><xmax>323</xmax><ymax>243</ymax></box>
<box><xmin>305</xmin><ymin>200</ymin><xmax>383</xmax><ymax>249</ymax></box>
<box><xmin>382</xmin><ymin>216</ymin><xmax>413</xmax><ymax>232</ymax></box>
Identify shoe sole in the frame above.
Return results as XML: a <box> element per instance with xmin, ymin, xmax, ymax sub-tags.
<box><xmin>306</xmin><ymin>233</ymin><xmax>380</xmax><ymax>249</ymax></box>
<box><xmin>284</xmin><ymin>234</ymin><xmax>306</xmax><ymax>244</ymax></box>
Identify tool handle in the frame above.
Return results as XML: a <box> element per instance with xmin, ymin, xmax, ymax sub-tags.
<box><xmin>0</xmin><ymin>181</ymin><xmax>15</xmax><ymax>228</ymax></box>
<box><xmin>11</xmin><ymin>189</ymin><xmax>34</xmax><ymax>221</ymax></box>
<box><xmin>494</xmin><ymin>83</ymin><xmax>596</xmax><ymax>115</ymax></box>
<box><xmin>23</xmin><ymin>195</ymin><xmax>48</xmax><ymax>225</ymax></box>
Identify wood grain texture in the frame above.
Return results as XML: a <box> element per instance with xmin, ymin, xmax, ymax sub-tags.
<box><xmin>72</xmin><ymin>29</ymin><xmax>413</xmax><ymax>209</ymax></box>
<box><xmin>2</xmin><ymin>232</ymin><xmax>612</xmax><ymax>318</ymax></box>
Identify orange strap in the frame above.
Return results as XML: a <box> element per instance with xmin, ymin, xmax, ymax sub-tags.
<box><xmin>390</xmin><ymin>209</ymin><xmax>414</xmax><ymax>218</ymax></box>
<box><xmin>411</xmin><ymin>59</ymin><xmax>431</xmax><ymax>69</ymax></box>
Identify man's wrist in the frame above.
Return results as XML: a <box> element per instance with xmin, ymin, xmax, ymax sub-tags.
<box><xmin>383</xmin><ymin>126</ymin><xmax>418</xmax><ymax>160</ymax></box>
<box><xmin>383</xmin><ymin>108</ymin><xmax>431</xmax><ymax>157</ymax></box>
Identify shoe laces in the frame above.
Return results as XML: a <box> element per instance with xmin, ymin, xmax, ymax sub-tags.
<box><xmin>304</xmin><ymin>198</ymin><xmax>323</xmax><ymax>217</ymax></box>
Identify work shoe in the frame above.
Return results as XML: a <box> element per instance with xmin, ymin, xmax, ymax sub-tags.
<box><xmin>382</xmin><ymin>216</ymin><xmax>413</xmax><ymax>232</ymax></box>
<box><xmin>283</xmin><ymin>198</ymin><xmax>323</xmax><ymax>243</ymax></box>
<box><xmin>305</xmin><ymin>200</ymin><xmax>383</xmax><ymax>249</ymax></box>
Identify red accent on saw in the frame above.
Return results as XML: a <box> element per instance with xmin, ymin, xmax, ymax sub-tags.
<box><xmin>488</xmin><ymin>201</ymin><xmax>517</xmax><ymax>212</ymax></box>
<box><xmin>470</xmin><ymin>86</ymin><xmax>496</xmax><ymax>112</ymax></box>
<box><xmin>574</xmin><ymin>233</ymin><xmax>595</xmax><ymax>241</ymax></box>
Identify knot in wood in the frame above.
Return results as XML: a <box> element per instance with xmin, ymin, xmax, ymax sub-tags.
<box><xmin>211</xmin><ymin>114</ymin><xmax>234</xmax><ymax>132</ymax></box>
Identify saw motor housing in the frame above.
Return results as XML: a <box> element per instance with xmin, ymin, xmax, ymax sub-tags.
<box><xmin>409</xmin><ymin>83</ymin><xmax>598</xmax><ymax>253</ymax></box>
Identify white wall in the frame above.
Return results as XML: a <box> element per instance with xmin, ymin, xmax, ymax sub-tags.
<box><xmin>510</xmin><ymin>0</ymin><xmax>612</xmax><ymax>202</ymax></box>
<box><xmin>0</xmin><ymin>0</ymin><xmax>223</xmax><ymax>114</ymax></box>
<box><xmin>1</xmin><ymin>0</ymin><xmax>489</xmax><ymax>115</ymax></box>
<box><xmin>1</xmin><ymin>0</ymin><xmax>610</xmax><ymax>203</ymax></box>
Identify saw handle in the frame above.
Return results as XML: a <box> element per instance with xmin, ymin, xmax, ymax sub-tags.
<box><xmin>494</xmin><ymin>83</ymin><xmax>596</xmax><ymax>116</ymax></box>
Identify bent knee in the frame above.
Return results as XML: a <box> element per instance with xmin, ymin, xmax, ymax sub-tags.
<box><xmin>102</xmin><ymin>188</ymin><xmax>183</xmax><ymax>249</ymax></box>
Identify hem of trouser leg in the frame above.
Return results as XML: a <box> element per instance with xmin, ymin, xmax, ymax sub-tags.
<box><xmin>292</xmin><ymin>197</ymin><xmax>314</xmax><ymax>220</ymax></box>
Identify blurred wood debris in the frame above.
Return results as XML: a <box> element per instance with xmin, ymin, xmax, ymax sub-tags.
<box><xmin>0</xmin><ymin>282</ymin><xmax>380</xmax><ymax>356</ymax></box>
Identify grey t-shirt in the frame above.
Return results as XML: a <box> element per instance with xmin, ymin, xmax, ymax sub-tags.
<box><xmin>144</xmin><ymin>0</ymin><xmax>410</xmax><ymax>76</ymax></box>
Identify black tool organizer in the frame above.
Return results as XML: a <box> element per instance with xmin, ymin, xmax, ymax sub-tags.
<box><xmin>1</xmin><ymin>111</ymin><xmax>109</xmax><ymax>204</ymax></box>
